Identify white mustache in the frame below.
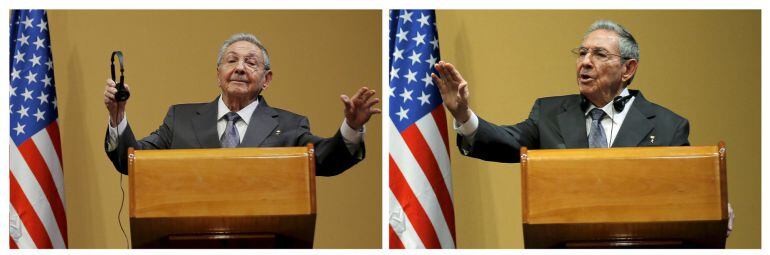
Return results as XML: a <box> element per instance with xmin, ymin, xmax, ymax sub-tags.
<box><xmin>229</xmin><ymin>75</ymin><xmax>249</xmax><ymax>82</ymax></box>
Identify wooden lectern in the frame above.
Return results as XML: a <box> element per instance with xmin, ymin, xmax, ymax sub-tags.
<box><xmin>520</xmin><ymin>143</ymin><xmax>728</xmax><ymax>248</ymax></box>
<box><xmin>127</xmin><ymin>145</ymin><xmax>317</xmax><ymax>248</ymax></box>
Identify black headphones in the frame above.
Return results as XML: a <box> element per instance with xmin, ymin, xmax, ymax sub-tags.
<box><xmin>580</xmin><ymin>90</ymin><xmax>637</xmax><ymax>113</ymax></box>
<box><xmin>111</xmin><ymin>51</ymin><xmax>130</xmax><ymax>102</ymax></box>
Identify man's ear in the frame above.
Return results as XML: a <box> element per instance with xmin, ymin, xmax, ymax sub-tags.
<box><xmin>261</xmin><ymin>70</ymin><xmax>273</xmax><ymax>91</ymax></box>
<box><xmin>216</xmin><ymin>66</ymin><xmax>222</xmax><ymax>86</ymax></box>
<box><xmin>621</xmin><ymin>59</ymin><xmax>638</xmax><ymax>84</ymax></box>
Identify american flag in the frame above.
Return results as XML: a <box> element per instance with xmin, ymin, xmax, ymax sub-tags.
<box><xmin>9</xmin><ymin>10</ymin><xmax>68</xmax><ymax>249</ymax></box>
<box><xmin>388</xmin><ymin>10</ymin><xmax>455</xmax><ymax>249</ymax></box>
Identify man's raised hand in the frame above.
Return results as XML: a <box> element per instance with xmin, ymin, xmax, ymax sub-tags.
<box><xmin>104</xmin><ymin>78</ymin><xmax>130</xmax><ymax>127</ymax></box>
<box><xmin>341</xmin><ymin>87</ymin><xmax>381</xmax><ymax>130</ymax></box>
<box><xmin>432</xmin><ymin>61</ymin><xmax>471</xmax><ymax>123</ymax></box>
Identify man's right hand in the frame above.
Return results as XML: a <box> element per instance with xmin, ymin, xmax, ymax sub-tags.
<box><xmin>432</xmin><ymin>61</ymin><xmax>471</xmax><ymax>123</ymax></box>
<box><xmin>104</xmin><ymin>79</ymin><xmax>130</xmax><ymax>127</ymax></box>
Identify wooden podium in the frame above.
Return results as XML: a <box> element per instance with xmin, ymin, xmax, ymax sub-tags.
<box><xmin>520</xmin><ymin>143</ymin><xmax>729</xmax><ymax>248</ymax></box>
<box><xmin>127</xmin><ymin>145</ymin><xmax>317</xmax><ymax>248</ymax></box>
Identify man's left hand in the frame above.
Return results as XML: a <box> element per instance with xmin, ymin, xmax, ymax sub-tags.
<box><xmin>341</xmin><ymin>87</ymin><xmax>381</xmax><ymax>130</ymax></box>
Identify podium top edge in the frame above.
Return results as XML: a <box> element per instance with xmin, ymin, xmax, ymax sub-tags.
<box><xmin>131</xmin><ymin>146</ymin><xmax>312</xmax><ymax>159</ymax></box>
<box><xmin>525</xmin><ymin>145</ymin><xmax>720</xmax><ymax>159</ymax></box>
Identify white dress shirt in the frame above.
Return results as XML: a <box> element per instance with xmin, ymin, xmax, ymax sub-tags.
<box><xmin>583</xmin><ymin>88</ymin><xmax>635</xmax><ymax>147</ymax></box>
<box><xmin>216</xmin><ymin>95</ymin><xmax>259</xmax><ymax>144</ymax></box>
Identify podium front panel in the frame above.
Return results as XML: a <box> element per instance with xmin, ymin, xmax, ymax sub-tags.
<box><xmin>520</xmin><ymin>144</ymin><xmax>728</xmax><ymax>248</ymax></box>
<box><xmin>129</xmin><ymin>147</ymin><xmax>315</xmax><ymax>218</ymax></box>
<box><xmin>127</xmin><ymin>146</ymin><xmax>317</xmax><ymax>248</ymax></box>
<box><xmin>522</xmin><ymin>145</ymin><xmax>726</xmax><ymax>224</ymax></box>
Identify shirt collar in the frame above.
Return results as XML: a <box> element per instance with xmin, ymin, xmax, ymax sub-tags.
<box><xmin>584</xmin><ymin>88</ymin><xmax>631</xmax><ymax>122</ymax></box>
<box><xmin>217</xmin><ymin>95</ymin><xmax>259</xmax><ymax>125</ymax></box>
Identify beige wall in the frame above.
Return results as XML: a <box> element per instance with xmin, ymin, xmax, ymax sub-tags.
<box><xmin>436</xmin><ymin>10</ymin><xmax>760</xmax><ymax>248</ymax></box>
<box><xmin>42</xmin><ymin>9</ymin><xmax>763</xmax><ymax>249</ymax></box>
<box><xmin>48</xmin><ymin>10</ymin><xmax>381</xmax><ymax>248</ymax></box>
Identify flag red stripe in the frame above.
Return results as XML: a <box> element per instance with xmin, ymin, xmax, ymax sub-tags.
<box><xmin>401</xmin><ymin>124</ymin><xmax>456</xmax><ymax>242</ymax></box>
<box><xmin>10</xmin><ymin>236</ymin><xmax>19</xmax><ymax>249</ymax></box>
<box><xmin>389</xmin><ymin>156</ymin><xmax>442</xmax><ymax>248</ymax></box>
<box><xmin>10</xmin><ymin>172</ymin><xmax>53</xmax><ymax>248</ymax></box>
<box><xmin>430</xmin><ymin>106</ymin><xmax>454</xmax><ymax>242</ymax></box>
<box><xmin>389</xmin><ymin>225</ymin><xmax>406</xmax><ymax>249</ymax></box>
<box><xmin>46</xmin><ymin>121</ymin><xmax>63</xmax><ymax>168</ymax></box>
<box><xmin>431</xmin><ymin>107</ymin><xmax>450</xmax><ymax>155</ymax></box>
<box><xmin>17</xmin><ymin>140</ymin><xmax>68</xmax><ymax>245</ymax></box>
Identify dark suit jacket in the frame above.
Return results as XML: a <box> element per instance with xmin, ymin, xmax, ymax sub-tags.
<box><xmin>458</xmin><ymin>90</ymin><xmax>690</xmax><ymax>163</ymax></box>
<box><xmin>105</xmin><ymin>96</ymin><xmax>364</xmax><ymax>176</ymax></box>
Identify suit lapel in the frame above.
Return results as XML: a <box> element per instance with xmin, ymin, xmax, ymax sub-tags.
<box><xmin>239</xmin><ymin>96</ymin><xmax>279</xmax><ymax>147</ymax></box>
<box><xmin>557</xmin><ymin>96</ymin><xmax>589</xmax><ymax>148</ymax></box>
<box><xmin>612</xmin><ymin>90</ymin><xmax>654</xmax><ymax>147</ymax></box>
<box><xmin>192</xmin><ymin>98</ymin><xmax>222</xmax><ymax>148</ymax></box>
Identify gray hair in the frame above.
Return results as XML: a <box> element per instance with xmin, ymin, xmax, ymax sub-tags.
<box><xmin>584</xmin><ymin>20</ymin><xmax>639</xmax><ymax>85</ymax></box>
<box><xmin>216</xmin><ymin>33</ymin><xmax>271</xmax><ymax>70</ymax></box>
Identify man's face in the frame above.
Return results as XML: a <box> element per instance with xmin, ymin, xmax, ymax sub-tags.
<box><xmin>576</xmin><ymin>29</ymin><xmax>628</xmax><ymax>103</ymax></box>
<box><xmin>217</xmin><ymin>41</ymin><xmax>271</xmax><ymax>100</ymax></box>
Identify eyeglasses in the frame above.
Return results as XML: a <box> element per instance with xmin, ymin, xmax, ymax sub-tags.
<box><xmin>219</xmin><ymin>56</ymin><xmax>265</xmax><ymax>72</ymax></box>
<box><xmin>571</xmin><ymin>47</ymin><xmax>628</xmax><ymax>62</ymax></box>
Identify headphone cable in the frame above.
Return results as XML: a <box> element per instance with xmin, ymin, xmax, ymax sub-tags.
<box><xmin>114</xmin><ymin>102</ymin><xmax>130</xmax><ymax>249</ymax></box>
<box><xmin>118</xmin><ymin>172</ymin><xmax>129</xmax><ymax>248</ymax></box>
<box><xmin>609</xmin><ymin>105</ymin><xmax>615</xmax><ymax>148</ymax></box>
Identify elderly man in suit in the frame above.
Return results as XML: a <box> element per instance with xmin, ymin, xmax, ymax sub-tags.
<box><xmin>432</xmin><ymin>20</ymin><xmax>735</xmax><ymax>237</ymax></box>
<box><xmin>432</xmin><ymin>20</ymin><xmax>690</xmax><ymax>163</ymax></box>
<box><xmin>103</xmin><ymin>33</ymin><xmax>380</xmax><ymax>176</ymax></box>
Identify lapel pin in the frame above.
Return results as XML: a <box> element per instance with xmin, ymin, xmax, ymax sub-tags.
<box><xmin>275</xmin><ymin>129</ymin><xmax>281</xmax><ymax>135</ymax></box>
<box><xmin>650</xmin><ymin>135</ymin><xmax>655</xmax><ymax>144</ymax></box>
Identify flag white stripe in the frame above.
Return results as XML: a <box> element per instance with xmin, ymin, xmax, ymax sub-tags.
<box><xmin>414</xmin><ymin>113</ymin><xmax>453</xmax><ymax>198</ymax></box>
<box><xmin>10</xmin><ymin>143</ymin><xmax>66</xmax><ymax>248</ymax></box>
<box><xmin>10</xmin><ymin>205</ymin><xmax>37</xmax><ymax>249</ymax></box>
<box><xmin>31</xmin><ymin>129</ymin><xmax>66</xmax><ymax>205</ymax></box>
<box><xmin>389</xmin><ymin>190</ymin><xmax>425</xmax><ymax>249</ymax></box>
<box><xmin>389</xmin><ymin>121</ymin><xmax>455</xmax><ymax>248</ymax></box>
